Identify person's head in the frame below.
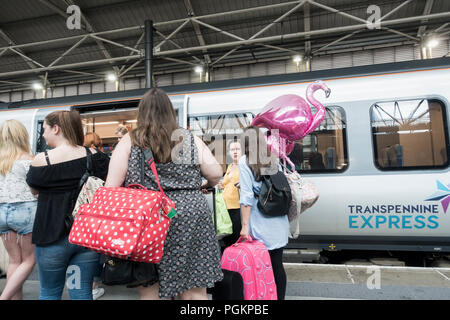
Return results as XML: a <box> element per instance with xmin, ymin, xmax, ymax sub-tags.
<box><xmin>84</xmin><ymin>132</ymin><xmax>102</xmax><ymax>150</ymax></box>
<box><xmin>0</xmin><ymin>119</ymin><xmax>31</xmax><ymax>175</ymax></box>
<box><xmin>43</xmin><ymin>110</ymin><xmax>84</xmax><ymax>148</ymax></box>
<box><xmin>130</xmin><ymin>88</ymin><xmax>179</xmax><ymax>163</ymax></box>
<box><xmin>114</xmin><ymin>125</ymin><xmax>128</xmax><ymax>141</ymax></box>
<box><xmin>228</xmin><ymin>140</ymin><xmax>242</xmax><ymax>164</ymax></box>
<box><xmin>241</xmin><ymin>126</ymin><xmax>276</xmax><ymax>181</ymax></box>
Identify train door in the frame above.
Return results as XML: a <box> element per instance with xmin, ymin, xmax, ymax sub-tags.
<box><xmin>75</xmin><ymin>95</ymin><xmax>188</xmax><ymax>156</ymax></box>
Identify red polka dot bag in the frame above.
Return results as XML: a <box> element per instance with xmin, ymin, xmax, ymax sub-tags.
<box><xmin>69</xmin><ymin>148</ymin><xmax>177</xmax><ymax>263</ymax></box>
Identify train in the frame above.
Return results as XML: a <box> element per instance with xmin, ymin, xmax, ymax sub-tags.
<box><xmin>1</xmin><ymin>57</ymin><xmax>449</xmax><ymax>255</ymax></box>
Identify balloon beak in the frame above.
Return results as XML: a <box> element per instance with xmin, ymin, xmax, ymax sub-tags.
<box><xmin>325</xmin><ymin>88</ymin><xmax>331</xmax><ymax>98</ymax></box>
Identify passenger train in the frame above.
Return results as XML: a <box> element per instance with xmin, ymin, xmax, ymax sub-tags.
<box><xmin>1</xmin><ymin>57</ymin><xmax>449</xmax><ymax>255</ymax></box>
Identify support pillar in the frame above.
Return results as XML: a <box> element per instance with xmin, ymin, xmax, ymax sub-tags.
<box><xmin>145</xmin><ymin>20</ymin><xmax>153</xmax><ymax>88</ymax></box>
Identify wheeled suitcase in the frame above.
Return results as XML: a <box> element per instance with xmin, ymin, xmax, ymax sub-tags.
<box><xmin>221</xmin><ymin>236</ymin><xmax>277</xmax><ymax>300</ymax></box>
<box><xmin>211</xmin><ymin>269</ymin><xmax>244</xmax><ymax>300</ymax></box>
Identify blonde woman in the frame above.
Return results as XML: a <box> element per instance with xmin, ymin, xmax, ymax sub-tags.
<box><xmin>0</xmin><ymin>120</ymin><xmax>37</xmax><ymax>300</ymax></box>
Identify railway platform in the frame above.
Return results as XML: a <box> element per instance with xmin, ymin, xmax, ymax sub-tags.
<box><xmin>1</xmin><ymin>262</ymin><xmax>450</xmax><ymax>300</ymax></box>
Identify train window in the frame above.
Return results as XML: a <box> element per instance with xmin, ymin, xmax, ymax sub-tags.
<box><xmin>35</xmin><ymin>120</ymin><xmax>50</xmax><ymax>153</ymax></box>
<box><xmin>287</xmin><ymin>106</ymin><xmax>348</xmax><ymax>173</ymax></box>
<box><xmin>188</xmin><ymin>113</ymin><xmax>254</xmax><ymax>170</ymax></box>
<box><xmin>81</xmin><ymin>109</ymin><xmax>138</xmax><ymax>156</ymax></box>
<box><xmin>370</xmin><ymin>99</ymin><xmax>449</xmax><ymax>170</ymax></box>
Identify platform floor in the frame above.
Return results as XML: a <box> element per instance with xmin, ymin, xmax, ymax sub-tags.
<box><xmin>1</xmin><ymin>262</ymin><xmax>450</xmax><ymax>300</ymax></box>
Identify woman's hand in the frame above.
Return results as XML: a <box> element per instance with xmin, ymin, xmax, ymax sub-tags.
<box><xmin>201</xmin><ymin>181</ymin><xmax>212</xmax><ymax>194</ymax></box>
<box><xmin>217</xmin><ymin>180</ymin><xmax>224</xmax><ymax>190</ymax></box>
<box><xmin>240</xmin><ymin>224</ymin><xmax>249</xmax><ymax>240</ymax></box>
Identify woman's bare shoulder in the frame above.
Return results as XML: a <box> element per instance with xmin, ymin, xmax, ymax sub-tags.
<box><xmin>30</xmin><ymin>152</ymin><xmax>47</xmax><ymax>167</ymax></box>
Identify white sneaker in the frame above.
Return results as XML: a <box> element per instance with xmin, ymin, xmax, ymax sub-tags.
<box><xmin>92</xmin><ymin>287</ymin><xmax>105</xmax><ymax>300</ymax></box>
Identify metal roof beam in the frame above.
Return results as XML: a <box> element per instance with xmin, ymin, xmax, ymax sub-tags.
<box><xmin>417</xmin><ymin>0</ymin><xmax>434</xmax><ymax>37</ymax></box>
<box><xmin>210</xmin><ymin>0</ymin><xmax>306</xmax><ymax>66</ymax></box>
<box><xmin>380</xmin><ymin>0</ymin><xmax>414</xmax><ymax>22</ymax></box>
<box><xmin>154</xmin><ymin>29</ymin><xmax>202</xmax><ymax>64</ymax></box>
<box><xmin>0</xmin><ymin>28</ymin><xmax>50</xmax><ymax>87</ymax></box>
<box><xmin>183</xmin><ymin>0</ymin><xmax>211</xmax><ymax>65</ymax></box>
<box><xmin>308</xmin><ymin>0</ymin><xmax>419</xmax><ymax>42</ymax></box>
<box><xmin>155</xmin><ymin>11</ymin><xmax>450</xmax><ymax>56</ymax></box>
<box><xmin>0</xmin><ymin>55</ymin><xmax>140</xmax><ymax>79</ymax></box>
<box><xmin>62</xmin><ymin>0</ymin><xmax>120</xmax><ymax>74</ymax></box>
<box><xmin>192</xmin><ymin>19</ymin><xmax>298</xmax><ymax>55</ymax></box>
<box><xmin>48</xmin><ymin>35</ymin><xmax>88</xmax><ymax>67</ymax></box>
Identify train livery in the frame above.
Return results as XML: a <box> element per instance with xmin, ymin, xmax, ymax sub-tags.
<box><xmin>1</xmin><ymin>57</ymin><xmax>449</xmax><ymax>253</ymax></box>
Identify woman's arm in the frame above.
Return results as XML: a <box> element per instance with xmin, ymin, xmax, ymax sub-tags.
<box><xmin>194</xmin><ymin>135</ymin><xmax>223</xmax><ymax>189</ymax></box>
<box><xmin>240</xmin><ymin>204</ymin><xmax>251</xmax><ymax>239</ymax></box>
<box><xmin>105</xmin><ymin>134</ymin><xmax>131</xmax><ymax>188</ymax></box>
<box><xmin>27</xmin><ymin>153</ymin><xmax>46</xmax><ymax>195</ymax></box>
<box><xmin>238</xmin><ymin>157</ymin><xmax>255</xmax><ymax>239</ymax></box>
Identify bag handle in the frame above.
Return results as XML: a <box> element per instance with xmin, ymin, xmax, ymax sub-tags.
<box><xmin>127</xmin><ymin>184</ymin><xmax>147</xmax><ymax>190</ymax></box>
<box><xmin>78</xmin><ymin>147</ymin><xmax>93</xmax><ymax>189</ymax></box>
<box><xmin>139</xmin><ymin>147</ymin><xmax>177</xmax><ymax>219</ymax></box>
<box><xmin>140</xmin><ymin>148</ymin><xmax>166</xmax><ymax>198</ymax></box>
<box><xmin>234</xmin><ymin>236</ymin><xmax>253</xmax><ymax>245</ymax></box>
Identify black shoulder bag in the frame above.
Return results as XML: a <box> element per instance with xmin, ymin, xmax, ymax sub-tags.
<box><xmin>255</xmin><ymin>170</ymin><xmax>292</xmax><ymax>218</ymax></box>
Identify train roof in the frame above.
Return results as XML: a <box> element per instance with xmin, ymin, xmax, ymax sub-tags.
<box><xmin>2</xmin><ymin>56</ymin><xmax>449</xmax><ymax>111</ymax></box>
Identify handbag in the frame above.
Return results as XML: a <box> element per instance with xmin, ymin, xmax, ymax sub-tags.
<box><xmin>283</xmin><ymin>167</ymin><xmax>319</xmax><ymax>239</ymax></box>
<box><xmin>214</xmin><ymin>190</ymin><xmax>233</xmax><ymax>239</ymax></box>
<box><xmin>72</xmin><ymin>149</ymin><xmax>105</xmax><ymax>217</ymax></box>
<box><xmin>100</xmin><ymin>255</ymin><xmax>158</xmax><ymax>287</ymax></box>
<box><xmin>65</xmin><ymin>147</ymin><xmax>102</xmax><ymax>231</ymax></box>
<box><xmin>69</xmin><ymin>147</ymin><xmax>177</xmax><ymax>263</ymax></box>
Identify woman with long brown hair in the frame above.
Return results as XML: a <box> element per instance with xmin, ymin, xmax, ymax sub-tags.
<box><xmin>0</xmin><ymin>120</ymin><xmax>37</xmax><ymax>300</ymax></box>
<box><xmin>238</xmin><ymin>125</ymin><xmax>289</xmax><ymax>300</ymax></box>
<box><xmin>105</xmin><ymin>88</ymin><xmax>223</xmax><ymax>300</ymax></box>
<box><xmin>26</xmin><ymin>110</ymin><xmax>109</xmax><ymax>300</ymax></box>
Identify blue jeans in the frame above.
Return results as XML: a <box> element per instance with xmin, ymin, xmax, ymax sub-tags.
<box><xmin>34</xmin><ymin>236</ymin><xmax>100</xmax><ymax>300</ymax></box>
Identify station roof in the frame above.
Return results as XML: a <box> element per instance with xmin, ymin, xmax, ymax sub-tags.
<box><xmin>0</xmin><ymin>0</ymin><xmax>449</xmax><ymax>92</ymax></box>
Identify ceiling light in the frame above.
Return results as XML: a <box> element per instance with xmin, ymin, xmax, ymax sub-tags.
<box><xmin>194</xmin><ymin>66</ymin><xmax>203</xmax><ymax>73</ymax></box>
<box><xmin>293</xmin><ymin>55</ymin><xmax>302</xmax><ymax>63</ymax></box>
<box><xmin>106</xmin><ymin>73</ymin><xmax>117</xmax><ymax>82</ymax></box>
<box><xmin>426</xmin><ymin>38</ymin><xmax>439</xmax><ymax>48</ymax></box>
<box><xmin>32</xmin><ymin>82</ymin><xmax>43</xmax><ymax>90</ymax></box>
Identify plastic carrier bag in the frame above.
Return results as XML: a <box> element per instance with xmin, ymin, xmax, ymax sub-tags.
<box><xmin>214</xmin><ymin>190</ymin><xmax>233</xmax><ymax>239</ymax></box>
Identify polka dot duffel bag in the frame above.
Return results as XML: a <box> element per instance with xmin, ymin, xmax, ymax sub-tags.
<box><xmin>69</xmin><ymin>148</ymin><xmax>177</xmax><ymax>263</ymax></box>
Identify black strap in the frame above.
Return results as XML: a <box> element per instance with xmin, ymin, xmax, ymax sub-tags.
<box><xmin>78</xmin><ymin>147</ymin><xmax>93</xmax><ymax>189</ymax></box>
<box><xmin>44</xmin><ymin>151</ymin><xmax>51</xmax><ymax>165</ymax></box>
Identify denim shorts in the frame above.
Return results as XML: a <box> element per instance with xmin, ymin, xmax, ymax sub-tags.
<box><xmin>0</xmin><ymin>201</ymin><xmax>37</xmax><ymax>235</ymax></box>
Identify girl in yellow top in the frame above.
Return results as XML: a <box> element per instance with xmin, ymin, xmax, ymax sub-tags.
<box><xmin>218</xmin><ymin>140</ymin><xmax>242</xmax><ymax>248</ymax></box>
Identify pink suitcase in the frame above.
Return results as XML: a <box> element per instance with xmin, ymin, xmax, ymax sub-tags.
<box><xmin>221</xmin><ymin>236</ymin><xmax>277</xmax><ymax>300</ymax></box>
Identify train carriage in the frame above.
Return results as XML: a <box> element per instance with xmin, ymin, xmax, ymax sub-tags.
<box><xmin>1</xmin><ymin>57</ymin><xmax>449</xmax><ymax>254</ymax></box>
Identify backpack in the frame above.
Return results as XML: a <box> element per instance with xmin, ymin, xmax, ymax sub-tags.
<box><xmin>255</xmin><ymin>170</ymin><xmax>292</xmax><ymax>218</ymax></box>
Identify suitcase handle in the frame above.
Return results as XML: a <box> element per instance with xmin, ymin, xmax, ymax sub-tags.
<box><xmin>234</xmin><ymin>236</ymin><xmax>253</xmax><ymax>245</ymax></box>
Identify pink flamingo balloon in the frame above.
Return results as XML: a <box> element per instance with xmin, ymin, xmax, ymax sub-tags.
<box><xmin>251</xmin><ymin>80</ymin><xmax>331</xmax><ymax>169</ymax></box>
